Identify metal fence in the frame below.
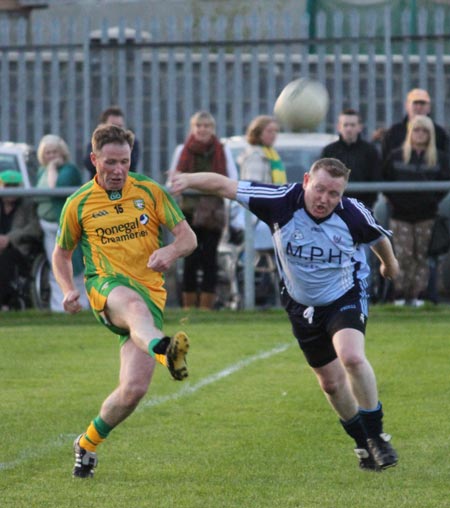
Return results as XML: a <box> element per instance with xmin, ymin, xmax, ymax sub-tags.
<box><xmin>1</xmin><ymin>6</ymin><xmax>450</xmax><ymax>182</ymax></box>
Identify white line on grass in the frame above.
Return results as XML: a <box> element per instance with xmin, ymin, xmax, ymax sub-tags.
<box><xmin>0</xmin><ymin>343</ymin><xmax>291</xmax><ymax>472</ymax></box>
<box><xmin>0</xmin><ymin>434</ymin><xmax>72</xmax><ymax>472</ymax></box>
<box><xmin>139</xmin><ymin>343</ymin><xmax>291</xmax><ymax>410</ymax></box>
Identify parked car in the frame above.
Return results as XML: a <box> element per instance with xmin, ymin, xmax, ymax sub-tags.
<box><xmin>222</xmin><ymin>132</ymin><xmax>339</xmax><ymax>182</ymax></box>
<box><xmin>0</xmin><ymin>142</ymin><xmax>39</xmax><ymax>188</ymax></box>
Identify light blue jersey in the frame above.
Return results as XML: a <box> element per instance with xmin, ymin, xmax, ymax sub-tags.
<box><xmin>236</xmin><ymin>181</ymin><xmax>391</xmax><ymax>307</ymax></box>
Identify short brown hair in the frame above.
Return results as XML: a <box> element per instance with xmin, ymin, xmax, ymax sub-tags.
<box><xmin>340</xmin><ymin>108</ymin><xmax>360</xmax><ymax>119</ymax></box>
<box><xmin>309</xmin><ymin>158</ymin><xmax>351</xmax><ymax>182</ymax></box>
<box><xmin>99</xmin><ymin>105</ymin><xmax>124</xmax><ymax>123</ymax></box>
<box><xmin>246</xmin><ymin>115</ymin><xmax>278</xmax><ymax>145</ymax></box>
<box><xmin>91</xmin><ymin>124</ymin><xmax>135</xmax><ymax>153</ymax></box>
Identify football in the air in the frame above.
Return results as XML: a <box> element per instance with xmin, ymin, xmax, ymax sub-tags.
<box><xmin>274</xmin><ymin>78</ymin><xmax>329</xmax><ymax>131</ymax></box>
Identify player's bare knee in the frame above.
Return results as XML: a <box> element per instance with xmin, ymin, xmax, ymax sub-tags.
<box><xmin>320</xmin><ymin>377</ymin><xmax>343</xmax><ymax>396</ymax></box>
<box><xmin>340</xmin><ymin>353</ymin><xmax>365</xmax><ymax>373</ymax></box>
<box><xmin>124</xmin><ymin>297</ymin><xmax>150</xmax><ymax>321</ymax></box>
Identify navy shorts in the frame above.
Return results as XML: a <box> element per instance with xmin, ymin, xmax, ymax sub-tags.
<box><xmin>281</xmin><ymin>284</ymin><xmax>368</xmax><ymax>368</ymax></box>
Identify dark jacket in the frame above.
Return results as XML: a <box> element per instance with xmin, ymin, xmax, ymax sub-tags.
<box><xmin>382</xmin><ymin>147</ymin><xmax>450</xmax><ymax>222</ymax></box>
<box><xmin>321</xmin><ymin>135</ymin><xmax>381</xmax><ymax>208</ymax></box>
<box><xmin>382</xmin><ymin>116</ymin><xmax>450</xmax><ymax>161</ymax></box>
<box><xmin>84</xmin><ymin>137</ymin><xmax>140</xmax><ymax>178</ymax></box>
<box><xmin>0</xmin><ymin>198</ymin><xmax>43</xmax><ymax>256</ymax></box>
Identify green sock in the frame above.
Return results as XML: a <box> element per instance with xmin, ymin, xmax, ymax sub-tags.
<box><xmin>93</xmin><ymin>415</ymin><xmax>113</xmax><ymax>438</ymax></box>
<box><xmin>148</xmin><ymin>338</ymin><xmax>161</xmax><ymax>358</ymax></box>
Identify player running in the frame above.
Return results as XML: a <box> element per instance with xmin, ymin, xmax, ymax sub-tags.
<box><xmin>169</xmin><ymin>157</ymin><xmax>399</xmax><ymax>472</ymax></box>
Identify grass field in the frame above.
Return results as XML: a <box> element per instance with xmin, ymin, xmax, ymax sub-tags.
<box><xmin>1</xmin><ymin>305</ymin><xmax>449</xmax><ymax>508</ymax></box>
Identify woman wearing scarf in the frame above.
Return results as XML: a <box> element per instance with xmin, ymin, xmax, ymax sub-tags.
<box><xmin>168</xmin><ymin>111</ymin><xmax>238</xmax><ymax>310</ymax></box>
<box><xmin>231</xmin><ymin>116</ymin><xmax>287</xmax><ymax>306</ymax></box>
<box><xmin>239</xmin><ymin>115</ymin><xmax>287</xmax><ymax>185</ymax></box>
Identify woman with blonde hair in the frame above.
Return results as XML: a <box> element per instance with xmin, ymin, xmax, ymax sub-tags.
<box><xmin>383</xmin><ymin>115</ymin><xmax>450</xmax><ymax>305</ymax></box>
<box><xmin>36</xmin><ymin>134</ymin><xmax>88</xmax><ymax>311</ymax></box>
<box><xmin>402</xmin><ymin>115</ymin><xmax>438</xmax><ymax>167</ymax></box>
<box><xmin>167</xmin><ymin>111</ymin><xmax>238</xmax><ymax>310</ymax></box>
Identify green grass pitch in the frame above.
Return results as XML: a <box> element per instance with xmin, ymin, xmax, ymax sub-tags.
<box><xmin>1</xmin><ymin>305</ymin><xmax>449</xmax><ymax>508</ymax></box>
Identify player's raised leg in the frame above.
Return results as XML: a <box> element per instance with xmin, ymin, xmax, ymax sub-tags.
<box><xmin>105</xmin><ymin>285</ymin><xmax>190</xmax><ymax>381</ymax></box>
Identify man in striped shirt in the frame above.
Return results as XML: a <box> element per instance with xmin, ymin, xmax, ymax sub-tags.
<box><xmin>169</xmin><ymin>157</ymin><xmax>399</xmax><ymax>472</ymax></box>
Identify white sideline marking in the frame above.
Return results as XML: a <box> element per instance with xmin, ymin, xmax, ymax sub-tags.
<box><xmin>139</xmin><ymin>343</ymin><xmax>291</xmax><ymax>410</ymax></box>
<box><xmin>0</xmin><ymin>343</ymin><xmax>291</xmax><ymax>472</ymax></box>
<box><xmin>0</xmin><ymin>434</ymin><xmax>73</xmax><ymax>472</ymax></box>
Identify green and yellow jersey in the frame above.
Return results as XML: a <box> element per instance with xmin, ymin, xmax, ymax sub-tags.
<box><xmin>56</xmin><ymin>172</ymin><xmax>185</xmax><ymax>313</ymax></box>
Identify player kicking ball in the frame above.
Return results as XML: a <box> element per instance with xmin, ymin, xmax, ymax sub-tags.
<box><xmin>52</xmin><ymin>124</ymin><xmax>197</xmax><ymax>478</ymax></box>
<box><xmin>169</xmin><ymin>158</ymin><xmax>399</xmax><ymax>472</ymax></box>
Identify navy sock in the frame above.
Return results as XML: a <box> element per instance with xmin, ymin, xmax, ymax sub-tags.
<box><xmin>359</xmin><ymin>402</ymin><xmax>383</xmax><ymax>438</ymax></box>
<box><xmin>340</xmin><ymin>413</ymin><xmax>368</xmax><ymax>449</ymax></box>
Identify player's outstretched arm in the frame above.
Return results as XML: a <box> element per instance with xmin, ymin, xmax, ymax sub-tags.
<box><xmin>169</xmin><ymin>172</ymin><xmax>238</xmax><ymax>200</ymax></box>
<box><xmin>371</xmin><ymin>236</ymin><xmax>399</xmax><ymax>281</ymax></box>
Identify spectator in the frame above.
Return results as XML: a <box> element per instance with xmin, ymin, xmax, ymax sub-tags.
<box><xmin>232</xmin><ymin>115</ymin><xmax>287</xmax><ymax>306</ymax></box>
<box><xmin>167</xmin><ymin>111</ymin><xmax>238</xmax><ymax>310</ymax></box>
<box><xmin>239</xmin><ymin>115</ymin><xmax>287</xmax><ymax>184</ymax></box>
<box><xmin>321</xmin><ymin>108</ymin><xmax>381</xmax><ymax>209</ymax></box>
<box><xmin>0</xmin><ymin>170</ymin><xmax>42</xmax><ymax>310</ymax></box>
<box><xmin>84</xmin><ymin>106</ymin><xmax>140</xmax><ymax>178</ymax></box>
<box><xmin>381</xmin><ymin>90</ymin><xmax>450</xmax><ymax>303</ymax></box>
<box><xmin>35</xmin><ymin>134</ymin><xmax>89</xmax><ymax>312</ymax></box>
<box><xmin>322</xmin><ymin>109</ymin><xmax>382</xmax><ymax>301</ymax></box>
<box><xmin>235</xmin><ymin>114</ymin><xmax>287</xmax><ymax>248</ymax></box>
<box><xmin>382</xmin><ymin>115</ymin><xmax>450</xmax><ymax>306</ymax></box>
<box><xmin>382</xmin><ymin>88</ymin><xmax>450</xmax><ymax>161</ymax></box>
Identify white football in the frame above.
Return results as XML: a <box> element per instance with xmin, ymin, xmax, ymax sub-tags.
<box><xmin>274</xmin><ymin>78</ymin><xmax>329</xmax><ymax>131</ymax></box>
